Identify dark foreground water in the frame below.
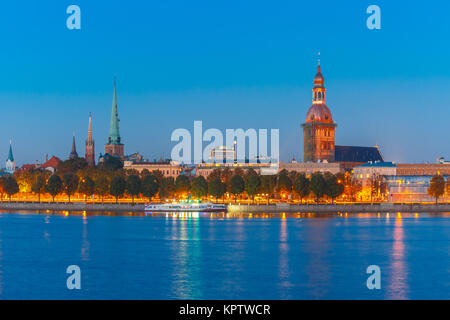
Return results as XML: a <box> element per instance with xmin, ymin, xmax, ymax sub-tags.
<box><xmin>0</xmin><ymin>211</ymin><xmax>448</xmax><ymax>300</ymax></box>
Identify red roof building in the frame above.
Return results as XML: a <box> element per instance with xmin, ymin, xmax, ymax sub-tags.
<box><xmin>42</xmin><ymin>156</ymin><xmax>62</xmax><ymax>173</ymax></box>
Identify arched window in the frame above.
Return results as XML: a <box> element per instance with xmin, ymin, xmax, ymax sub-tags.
<box><xmin>318</xmin><ymin>92</ymin><xmax>321</xmax><ymax>99</ymax></box>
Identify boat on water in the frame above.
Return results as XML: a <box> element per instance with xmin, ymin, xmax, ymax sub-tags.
<box><xmin>144</xmin><ymin>200</ymin><xmax>226</xmax><ymax>212</ymax></box>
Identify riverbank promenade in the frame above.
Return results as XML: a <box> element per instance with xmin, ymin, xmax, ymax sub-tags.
<box><xmin>0</xmin><ymin>202</ymin><xmax>449</xmax><ymax>213</ymax></box>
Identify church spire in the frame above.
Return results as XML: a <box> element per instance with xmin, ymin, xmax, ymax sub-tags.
<box><xmin>88</xmin><ymin>112</ymin><xmax>93</xmax><ymax>141</ymax></box>
<box><xmin>317</xmin><ymin>51</ymin><xmax>321</xmax><ymax>72</ymax></box>
<box><xmin>312</xmin><ymin>53</ymin><xmax>325</xmax><ymax>104</ymax></box>
<box><xmin>108</xmin><ymin>77</ymin><xmax>121</xmax><ymax>145</ymax></box>
<box><xmin>6</xmin><ymin>140</ymin><xmax>15</xmax><ymax>174</ymax></box>
<box><xmin>70</xmin><ymin>132</ymin><xmax>79</xmax><ymax>159</ymax></box>
<box><xmin>104</xmin><ymin>77</ymin><xmax>124</xmax><ymax>158</ymax></box>
<box><xmin>85</xmin><ymin>113</ymin><xmax>95</xmax><ymax>166</ymax></box>
<box><xmin>7</xmin><ymin>140</ymin><xmax>14</xmax><ymax>162</ymax></box>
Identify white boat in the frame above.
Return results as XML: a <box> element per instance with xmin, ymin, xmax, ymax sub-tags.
<box><xmin>144</xmin><ymin>201</ymin><xmax>226</xmax><ymax>212</ymax></box>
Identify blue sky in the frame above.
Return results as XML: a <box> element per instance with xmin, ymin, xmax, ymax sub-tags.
<box><xmin>0</xmin><ymin>1</ymin><xmax>449</xmax><ymax>165</ymax></box>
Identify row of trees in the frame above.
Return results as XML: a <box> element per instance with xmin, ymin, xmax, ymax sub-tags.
<box><xmin>173</xmin><ymin>168</ymin><xmax>352</xmax><ymax>204</ymax></box>
<box><xmin>2</xmin><ymin>155</ymin><xmax>448</xmax><ymax>204</ymax></box>
<box><xmin>0</xmin><ymin>162</ymin><xmax>357</xmax><ymax>203</ymax></box>
<box><xmin>0</xmin><ymin>172</ymin><xmax>160</xmax><ymax>204</ymax></box>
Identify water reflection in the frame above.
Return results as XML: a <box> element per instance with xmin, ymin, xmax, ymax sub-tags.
<box><xmin>81</xmin><ymin>215</ymin><xmax>90</xmax><ymax>261</ymax></box>
<box><xmin>169</xmin><ymin>213</ymin><xmax>203</xmax><ymax>299</ymax></box>
<box><xmin>0</xmin><ymin>230</ymin><xmax>3</xmax><ymax>295</ymax></box>
<box><xmin>304</xmin><ymin>219</ymin><xmax>331</xmax><ymax>299</ymax></box>
<box><xmin>386</xmin><ymin>214</ymin><xmax>409</xmax><ymax>299</ymax></box>
<box><xmin>278</xmin><ymin>216</ymin><xmax>291</xmax><ymax>298</ymax></box>
<box><xmin>0</xmin><ymin>210</ymin><xmax>448</xmax><ymax>299</ymax></box>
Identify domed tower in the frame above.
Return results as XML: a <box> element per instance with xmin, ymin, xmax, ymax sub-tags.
<box><xmin>301</xmin><ymin>57</ymin><xmax>337</xmax><ymax>162</ymax></box>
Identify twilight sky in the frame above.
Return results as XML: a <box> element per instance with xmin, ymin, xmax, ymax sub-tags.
<box><xmin>0</xmin><ymin>1</ymin><xmax>449</xmax><ymax>165</ymax></box>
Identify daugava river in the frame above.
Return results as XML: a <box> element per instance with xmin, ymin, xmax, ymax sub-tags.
<box><xmin>0</xmin><ymin>210</ymin><xmax>448</xmax><ymax>300</ymax></box>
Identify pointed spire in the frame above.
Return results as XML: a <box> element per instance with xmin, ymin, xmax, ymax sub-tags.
<box><xmin>317</xmin><ymin>52</ymin><xmax>321</xmax><ymax>72</ymax></box>
<box><xmin>7</xmin><ymin>140</ymin><xmax>14</xmax><ymax>162</ymax></box>
<box><xmin>85</xmin><ymin>113</ymin><xmax>95</xmax><ymax>166</ymax></box>
<box><xmin>88</xmin><ymin>112</ymin><xmax>93</xmax><ymax>141</ymax></box>
<box><xmin>108</xmin><ymin>77</ymin><xmax>121</xmax><ymax>145</ymax></box>
<box><xmin>70</xmin><ymin>133</ymin><xmax>78</xmax><ymax>159</ymax></box>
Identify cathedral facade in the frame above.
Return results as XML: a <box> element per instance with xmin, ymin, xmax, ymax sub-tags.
<box><xmin>302</xmin><ymin>61</ymin><xmax>336</xmax><ymax>163</ymax></box>
<box><xmin>302</xmin><ymin>59</ymin><xmax>384</xmax><ymax>166</ymax></box>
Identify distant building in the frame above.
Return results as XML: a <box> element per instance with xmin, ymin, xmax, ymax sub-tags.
<box><xmin>124</xmin><ymin>160</ymin><xmax>182</xmax><ymax>178</ymax></box>
<box><xmin>125</xmin><ymin>152</ymin><xmax>144</xmax><ymax>162</ymax></box>
<box><xmin>353</xmin><ymin>161</ymin><xmax>397</xmax><ymax>188</ymax></box>
<box><xmin>196</xmin><ymin>161</ymin><xmax>274</xmax><ymax>178</ymax></box>
<box><xmin>104</xmin><ymin>78</ymin><xmax>124</xmax><ymax>159</ymax></box>
<box><xmin>386</xmin><ymin>175</ymin><xmax>450</xmax><ymax>203</ymax></box>
<box><xmin>352</xmin><ymin>161</ymin><xmax>450</xmax><ymax>202</ymax></box>
<box><xmin>301</xmin><ymin>58</ymin><xmax>336</xmax><ymax>163</ymax></box>
<box><xmin>42</xmin><ymin>156</ymin><xmax>62</xmax><ymax>173</ymax></box>
<box><xmin>301</xmin><ymin>57</ymin><xmax>385</xmax><ymax>168</ymax></box>
<box><xmin>209</xmin><ymin>144</ymin><xmax>236</xmax><ymax>162</ymax></box>
<box><xmin>18</xmin><ymin>161</ymin><xmax>41</xmax><ymax>172</ymax></box>
<box><xmin>437</xmin><ymin>157</ymin><xmax>450</xmax><ymax>165</ymax></box>
<box><xmin>85</xmin><ymin>113</ymin><xmax>95</xmax><ymax>166</ymax></box>
<box><xmin>396</xmin><ymin>163</ymin><xmax>450</xmax><ymax>176</ymax></box>
<box><xmin>279</xmin><ymin>161</ymin><xmax>342</xmax><ymax>175</ymax></box>
<box><xmin>5</xmin><ymin>140</ymin><xmax>15</xmax><ymax>174</ymax></box>
<box><xmin>335</xmin><ymin>145</ymin><xmax>384</xmax><ymax>170</ymax></box>
<box><xmin>69</xmin><ymin>133</ymin><xmax>78</xmax><ymax>160</ymax></box>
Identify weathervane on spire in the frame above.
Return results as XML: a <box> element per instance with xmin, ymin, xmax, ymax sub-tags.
<box><xmin>318</xmin><ymin>52</ymin><xmax>321</xmax><ymax>66</ymax></box>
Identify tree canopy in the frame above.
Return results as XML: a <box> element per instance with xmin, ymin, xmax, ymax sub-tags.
<box><xmin>45</xmin><ymin>174</ymin><xmax>63</xmax><ymax>202</ymax></box>
<box><xmin>110</xmin><ymin>176</ymin><xmax>126</xmax><ymax>203</ymax></box>
<box><xmin>428</xmin><ymin>175</ymin><xmax>445</xmax><ymax>204</ymax></box>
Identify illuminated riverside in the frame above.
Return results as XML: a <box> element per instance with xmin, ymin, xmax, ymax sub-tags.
<box><xmin>0</xmin><ymin>210</ymin><xmax>448</xmax><ymax>299</ymax></box>
<box><xmin>0</xmin><ymin>202</ymin><xmax>450</xmax><ymax>214</ymax></box>
<box><xmin>1</xmin><ymin>64</ymin><xmax>449</xmax><ymax>208</ymax></box>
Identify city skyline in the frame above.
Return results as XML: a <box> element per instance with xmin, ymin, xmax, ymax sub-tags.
<box><xmin>0</xmin><ymin>1</ymin><xmax>449</xmax><ymax>165</ymax></box>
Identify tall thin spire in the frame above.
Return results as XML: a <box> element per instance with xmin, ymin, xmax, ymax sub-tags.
<box><xmin>108</xmin><ymin>77</ymin><xmax>121</xmax><ymax>144</ymax></box>
<box><xmin>313</xmin><ymin>53</ymin><xmax>325</xmax><ymax>104</ymax></box>
<box><xmin>6</xmin><ymin>140</ymin><xmax>15</xmax><ymax>174</ymax></box>
<box><xmin>88</xmin><ymin>113</ymin><xmax>93</xmax><ymax>140</ymax></box>
<box><xmin>317</xmin><ymin>51</ymin><xmax>321</xmax><ymax>72</ymax></box>
<box><xmin>70</xmin><ymin>132</ymin><xmax>78</xmax><ymax>159</ymax></box>
<box><xmin>7</xmin><ymin>140</ymin><xmax>14</xmax><ymax>162</ymax></box>
<box><xmin>104</xmin><ymin>77</ymin><xmax>124</xmax><ymax>158</ymax></box>
<box><xmin>85</xmin><ymin>113</ymin><xmax>95</xmax><ymax>166</ymax></box>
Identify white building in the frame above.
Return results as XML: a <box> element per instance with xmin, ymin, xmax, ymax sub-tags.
<box><xmin>209</xmin><ymin>145</ymin><xmax>236</xmax><ymax>162</ymax></box>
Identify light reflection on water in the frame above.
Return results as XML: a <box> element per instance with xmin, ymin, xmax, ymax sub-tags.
<box><xmin>386</xmin><ymin>215</ymin><xmax>408</xmax><ymax>299</ymax></box>
<box><xmin>0</xmin><ymin>210</ymin><xmax>448</xmax><ymax>299</ymax></box>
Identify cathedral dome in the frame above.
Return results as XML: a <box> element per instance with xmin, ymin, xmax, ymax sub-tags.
<box><xmin>305</xmin><ymin>103</ymin><xmax>333</xmax><ymax>123</ymax></box>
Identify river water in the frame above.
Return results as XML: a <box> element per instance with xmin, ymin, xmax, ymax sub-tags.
<box><xmin>0</xmin><ymin>211</ymin><xmax>448</xmax><ymax>299</ymax></box>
